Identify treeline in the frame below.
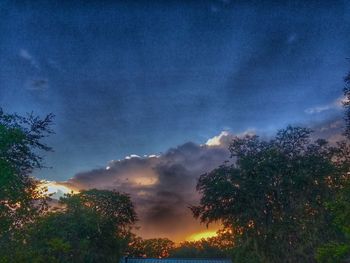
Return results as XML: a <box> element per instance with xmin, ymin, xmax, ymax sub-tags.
<box><xmin>0</xmin><ymin>71</ymin><xmax>349</xmax><ymax>262</ymax></box>
<box><xmin>125</xmin><ymin>230</ymin><xmax>234</xmax><ymax>259</ymax></box>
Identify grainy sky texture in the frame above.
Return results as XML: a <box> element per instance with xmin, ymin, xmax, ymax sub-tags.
<box><xmin>0</xmin><ymin>0</ymin><xmax>349</xmax><ymax>241</ymax></box>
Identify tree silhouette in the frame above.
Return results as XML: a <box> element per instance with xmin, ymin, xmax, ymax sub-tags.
<box><xmin>0</xmin><ymin>109</ymin><xmax>53</xmax><ymax>256</ymax></box>
<box><xmin>192</xmin><ymin>126</ymin><xmax>345</xmax><ymax>263</ymax></box>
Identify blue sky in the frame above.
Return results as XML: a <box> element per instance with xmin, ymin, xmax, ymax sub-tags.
<box><xmin>0</xmin><ymin>0</ymin><xmax>349</xmax><ymax>182</ymax></box>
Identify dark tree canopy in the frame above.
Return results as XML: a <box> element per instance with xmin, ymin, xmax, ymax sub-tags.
<box><xmin>0</xmin><ymin>109</ymin><xmax>54</xmax><ymax>261</ymax></box>
<box><xmin>127</xmin><ymin>236</ymin><xmax>175</xmax><ymax>258</ymax></box>
<box><xmin>0</xmin><ymin>109</ymin><xmax>53</xmax><ymax>233</ymax></box>
<box><xmin>192</xmin><ymin>126</ymin><xmax>346</xmax><ymax>263</ymax></box>
<box><xmin>169</xmin><ymin>230</ymin><xmax>234</xmax><ymax>259</ymax></box>
<box><xmin>316</xmin><ymin>180</ymin><xmax>350</xmax><ymax>263</ymax></box>
<box><xmin>315</xmin><ymin>70</ymin><xmax>350</xmax><ymax>263</ymax></box>
<box><xmin>61</xmin><ymin>189</ymin><xmax>137</xmax><ymax>233</ymax></box>
<box><xmin>0</xmin><ymin>110</ymin><xmax>139</xmax><ymax>262</ymax></box>
<box><xmin>6</xmin><ymin>189</ymin><xmax>137</xmax><ymax>262</ymax></box>
<box><xmin>0</xmin><ymin>109</ymin><xmax>54</xmax><ymax>171</ymax></box>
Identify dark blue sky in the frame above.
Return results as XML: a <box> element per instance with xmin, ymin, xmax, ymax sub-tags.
<box><xmin>1</xmin><ymin>0</ymin><xmax>349</xmax><ymax>181</ymax></box>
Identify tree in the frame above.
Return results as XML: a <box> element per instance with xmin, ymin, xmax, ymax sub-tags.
<box><xmin>170</xmin><ymin>230</ymin><xmax>233</xmax><ymax>258</ymax></box>
<box><xmin>192</xmin><ymin>126</ymin><xmax>344</xmax><ymax>263</ymax></box>
<box><xmin>62</xmin><ymin>189</ymin><xmax>137</xmax><ymax>234</ymax></box>
<box><xmin>315</xmin><ymin>70</ymin><xmax>350</xmax><ymax>263</ymax></box>
<box><xmin>127</xmin><ymin>236</ymin><xmax>175</xmax><ymax>258</ymax></box>
<box><xmin>316</xmin><ymin>181</ymin><xmax>350</xmax><ymax>263</ymax></box>
<box><xmin>141</xmin><ymin>238</ymin><xmax>174</xmax><ymax>258</ymax></box>
<box><xmin>0</xmin><ymin>109</ymin><xmax>53</xmax><ymax>257</ymax></box>
<box><xmin>10</xmin><ymin>189</ymin><xmax>137</xmax><ymax>263</ymax></box>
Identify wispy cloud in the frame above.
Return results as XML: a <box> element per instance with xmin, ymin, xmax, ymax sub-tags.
<box><xmin>305</xmin><ymin>96</ymin><xmax>348</xmax><ymax>114</ymax></box>
<box><xmin>19</xmin><ymin>49</ymin><xmax>40</xmax><ymax>69</ymax></box>
<box><xmin>18</xmin><ymin>49</ymin><xmax>51</xmax><ymax>91</ymax></box>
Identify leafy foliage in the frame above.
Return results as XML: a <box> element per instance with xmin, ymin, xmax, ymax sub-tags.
<box><xmin>170</xmin><ymin>230</ymin><xmax>234</xmax><ymax>258</ymax></box>
<box><xmin>316</xmin><ymin>69</ymin><xmax>350</xmax><ymax>263</ymax></box>
<box><xmin>316</xmin><ymin>175</ymin><xmax>350</xmax><ymax>263</ymax></box>
<box><xmin>61</xmin><ymin>189</ymin><xmax>137</xmax><ymax>233</ymax></box>
<box><xmin>192</xmin><ymin>126</ymin><xmax>346</xmax><ymax>263</ymax></box>
<box><xmin>128</xmin><ymin>236</ymin><xmax>175</xmax><ymax>258</ymax></box>
<box><xmin>0</xmin><ymin>109</ymin><xmax>139</xmax><ymax>262</ymax></box>
<box><xmin>126</xmin><ymin>230</ymin><xmax>233</xmax><ymax>259</ymax></box>
<box><xmin>5</xmin><ymin>189</ymin><xmax>137</xmax><ymax>262</ymax></box>
<box><xmin>0</xmin><ymin>109</ymin><xmax>53</xmax><ymax>258</ymax></box>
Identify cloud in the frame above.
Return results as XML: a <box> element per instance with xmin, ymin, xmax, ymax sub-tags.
<box><xmin>305</xmin><ymin>96</ymin><xmax>347</xmax><ymax>114</ymax></box>
<box><xmin>19</xmin><ymin>49</ymin><xmax>51</xmax><ymax>91</ymax></box>
<box><xmin>19</xmin><ymin>49</ymin><xmax>33</xmax><ymax>60</ymax></box>
<box><xmin>59</xmin><ymin>133</ymin><xmax>233</xmax><ymax>241</ymax></box>
<box><xmin>205</xmin><ymin>129</ymin><xmax>255</xmax><ymax>147</ymax></box>
<box><xmin>19</xmin><ymin>49</ymin><xmax>40</xmax><ymax>69</ymax></box>
<box><xmin>310</xmin><ymin>117</ymin><xmax>345</xmax><ymax>144</ymax></box>
<box><xmin>205</xmin><ymin>131</ymin><xmax>230</xmax><ymax>146</ymax></box>
<box><xmin>56</xmin><ymin>123</ymin><xmax>344</xmax><ymax>241</ymax></box>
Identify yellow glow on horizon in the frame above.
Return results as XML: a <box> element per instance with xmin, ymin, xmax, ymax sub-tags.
<box><xmin>47</xmin><ymin>183</ymin><xmax>77</xmax><ymax>194</ymax></box>
<box><xmin>39</xmin><ymin>181</ymin><xmax>79</xmax><ymax>198</ymax></box>
<box><xmin>186</xmin><ymin>230</ymin><xmax>217</xmax><ymax>241</ymax></box>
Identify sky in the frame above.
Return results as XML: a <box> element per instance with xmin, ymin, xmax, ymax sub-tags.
<box><xmin>0</xmin><ymin>0</ymin><xmax>350</xmax><ymax>242</ymax></box>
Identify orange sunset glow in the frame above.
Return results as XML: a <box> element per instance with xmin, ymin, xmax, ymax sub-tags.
<box><xmin>186</xmin><ymin>230</ymin><xmax>218</xmax><ymax>242</ymax></box>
